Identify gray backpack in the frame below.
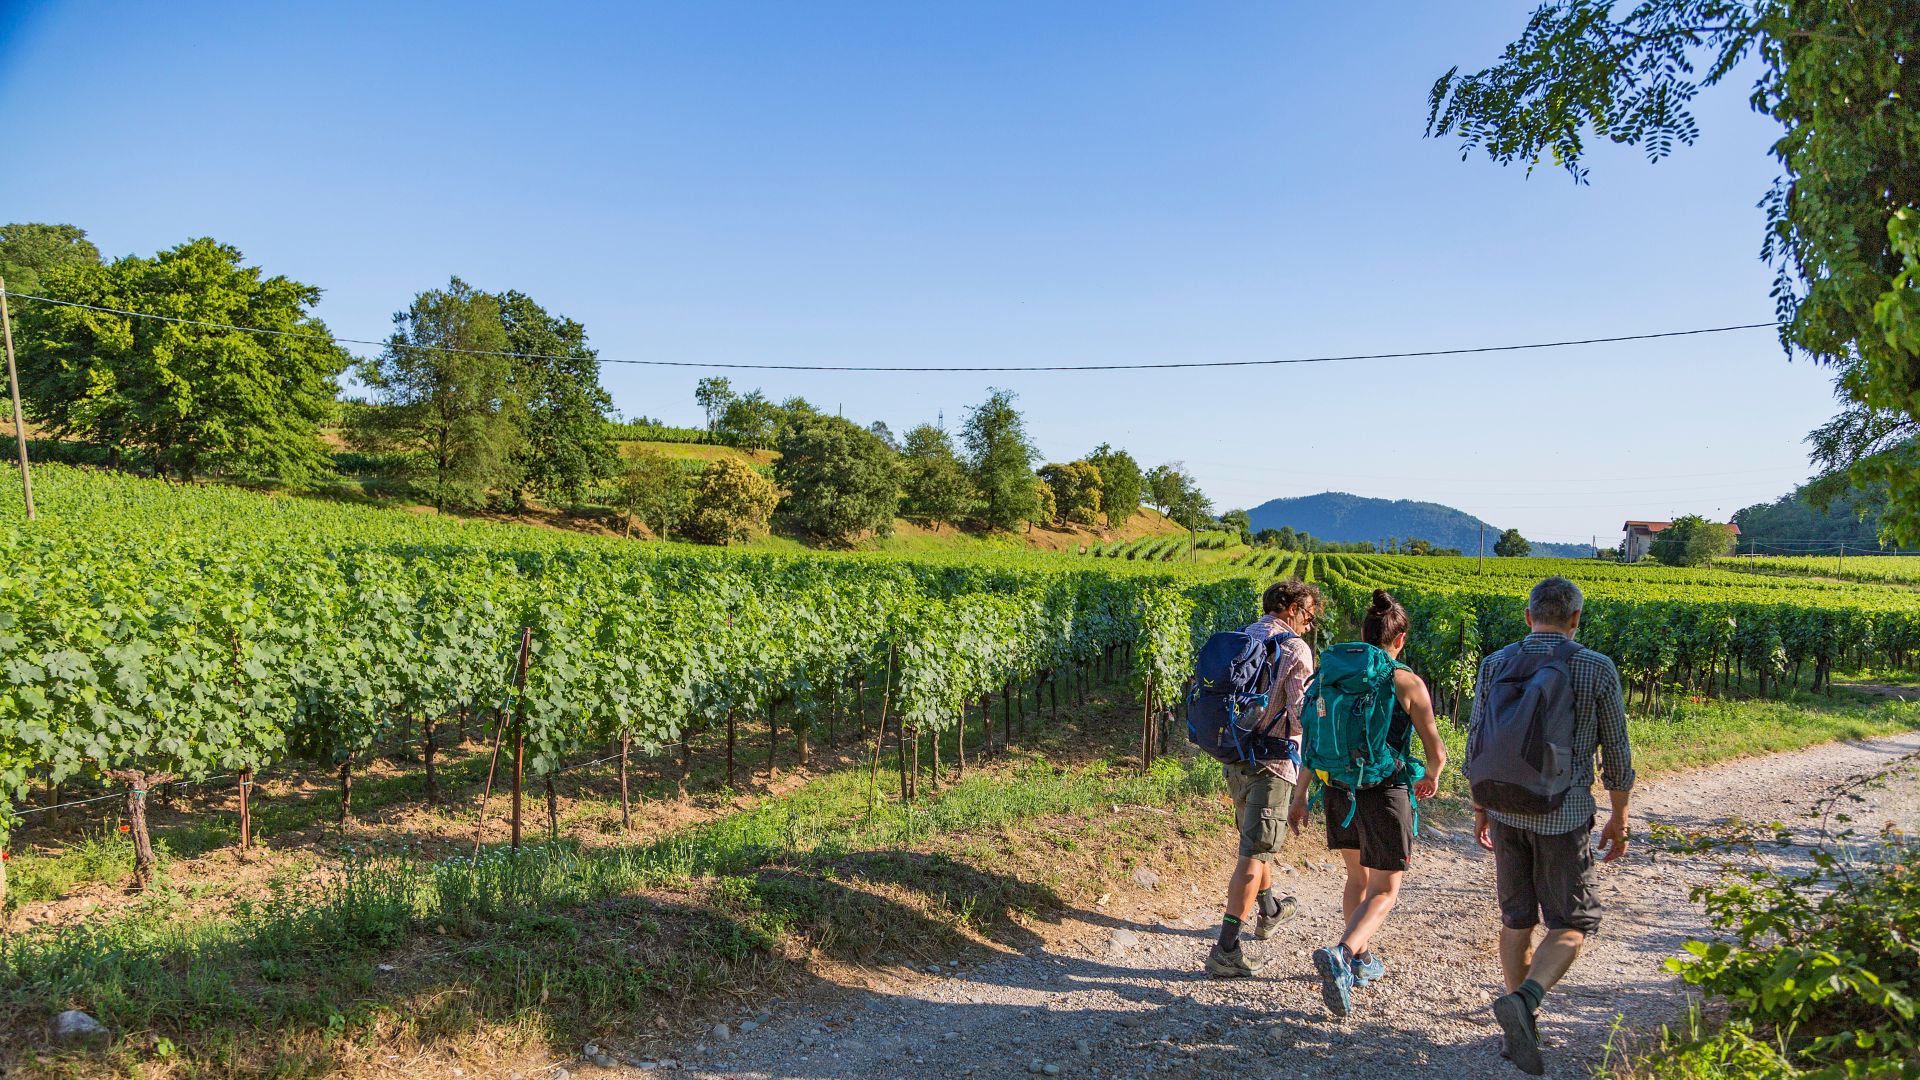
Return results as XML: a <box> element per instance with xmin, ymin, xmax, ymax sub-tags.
<box><xmin>1465</xmin><ymin>639</ymin><xmax>1580</xmax><ymax>815</ymax></box>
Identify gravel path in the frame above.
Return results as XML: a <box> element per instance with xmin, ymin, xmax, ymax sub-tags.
<box><xmin>622</xmin><ymin>733</ymin><xmax>1920</xmax><ymax>1080</ymax></box>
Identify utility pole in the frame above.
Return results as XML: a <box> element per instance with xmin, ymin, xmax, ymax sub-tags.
<box><xmin>0</xmin><ymin>276</ymin><xmax>34</xmax><ymax>521</ymax></box>
<box><xmin>1838</xmin><ymin>541</ymin><xmax>1845</xmax><ymax>576</ymax></box>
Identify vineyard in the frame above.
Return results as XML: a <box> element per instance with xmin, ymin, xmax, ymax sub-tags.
<box><xmin>0</xmin><ymin>465</ymin><xmax>1256</xmax><ymax>897</ymax></box>
<box><xmin>1716</xmin><ymin>553</ymin><xmax>1920</xmax><ymax>586</ymax></box>
<box><xmin>1302</xmin><ymin>554</ymin><xmax>1920</xmax><ymax>718</ymax></box>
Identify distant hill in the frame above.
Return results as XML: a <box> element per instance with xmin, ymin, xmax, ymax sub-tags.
<box><xmin>1245</xmin><ymin>492</ymin><xmax>1591</xmax><ymax>558</ymax></box>
<box><xmin>1733</xmin><ymin>476</ymin><xmax>1886</xmax><ymax>554</ymax></box>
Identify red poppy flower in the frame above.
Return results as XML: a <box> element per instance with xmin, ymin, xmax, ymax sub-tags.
<box><xmin>118</xmin><ymin>824</ymin><xmax>130</xmax><ymax>833</ymax></box>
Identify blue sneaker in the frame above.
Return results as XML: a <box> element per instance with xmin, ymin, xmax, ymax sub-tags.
<box><xmin>1350</xmin><ymin>951</ymin><xmax>1385</xmax><ymax>987</ymax></box>
<box><xmin>1311</xmin><ymin>946</ymin><xmax>1354</xmax><ymax>1017</ymax></box>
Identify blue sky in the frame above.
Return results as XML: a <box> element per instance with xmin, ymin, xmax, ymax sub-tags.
<box><xmin>0</xmin><ymin>1</ymin><xmax>1835</xmax><ymax>543</ymax></box>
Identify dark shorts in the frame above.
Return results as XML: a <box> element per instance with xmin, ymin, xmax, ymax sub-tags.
<box><xmin>1323</xmin><ymin>784</ymin><xmax>1414</xmax><ymax>872</ymax></box>
<box><xmin>1224</xmin><ymin>762</ymin><xmax>1293</xmax><ymax>861</ymax></box>
<box><xmin>1490</xmin><ymin>818</ymin><xmax>1602</xmax><ymax>934</ymax></box>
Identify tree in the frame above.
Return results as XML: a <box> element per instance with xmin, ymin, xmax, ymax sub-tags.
<box><xmin>716</xmin><ymin>390</ymin><xmax>781</xmax><ymax>449</ymax></box>
<box><xmin>1408</xmin><ymin>538</ymin><xmax>1434</xmax><ymax>556</ymax></box>
<box><xmin>900</xmin><ymin>422</ymin><xmax>971</xmax><ymax>529</ymax></box>
<box><xmin>0</xmin><ymin>223</ymin><xmax>101</xmax><ymax>295</ymax></box>
<box><xmin>496</xmin><ymin>290</ymin><xmax>616</xmax><ymax>507</ymax></box>
<box><xmin>1221</xmin><ymin>508</ymin><xmax>1253</xmax><ymax>545</ymax></box>
<box><xmin>1086</xmin><ymin>443</ymin><xmax>1144</xmax><ymax>526</ymax></box>
<box><xmin>613</xmin><ymin>446</ymin><xmax>693</xmax><ymax>539</ymax></box>
<box><xmin>683</xmin><ymin>457</ymin><xmax>777</xmax><ymax>545</ymax></box>
<box><xmin>868</xmin><ymin>420</ymin><xmax>900</xmax><ymax>451</ymax></box>
<box><xmin>1146</xmin><ymin>463</ymin><xmax>1213</xmax><ymax>530</ymax></box>
<box><xmin>1426</xmin><ymin>2</ymin><xmax>1920</xmax><ymax>540</ymax></box>
<box><xmin>774</xmin><ymin>412</ymin><xmax>900</xmax><ymax>543</ymax></box>
<box><xmin>1029</xmin><ymin>478</ymin><xmax>1056</xmax><ymax>531</ymax></box>
<box><xmin>16</xmin><ymin>237</ymin><xmax>348</xmax><ymax>482</ymax></box>
<box><xmin>1038</xmin><ymin>460</ymin><xmax>1104</xmax><ymax>526</ymax></box>
<box><xmin>1255</xmin><ymin>528</ymin><xmax>1281</xmax><ymax>547</ymax></box>
<box><xmin>353</xmin><ymin>277</ymin><xmax>520</xmax><ymax>510</ymax></box>
<box><xmin>961</xmin><ymin>388</ymin><xmax>1038</xmax><ymax>532</ymax></box>
<box><xmin>1276</xmin><ymin>525</ymin><xmax>1298</xmax><ymax>551</ymax></box>
<box><xmin>695</xmin><ymin>377</ymin><xmax>735</xmax><ymax>433</ymax></box>
<box><xmin>1651</xmin><ymin>515</ymin><xmax>1735</xmax><ymax>567</ymax></box>
<box><xmin>1493</xmin><ymin>528</ymin><xmax>1532</xmax><ymax>558</ymax></box>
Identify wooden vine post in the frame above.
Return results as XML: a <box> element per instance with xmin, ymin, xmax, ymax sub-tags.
<box><xmin>619</xmin><ymin>730</ymin><xmax>633</xmax><ymax>830</ymax></box>
<box><xmin>726</xmin><ymin>710</ymin><xmax>738</xmax><ymax>789</ymax></box>
<box><xmin>237</xmin><ymin>769</ymin><xmax>253</xmax><ymax>854</ymax></box>
<box><xmin>1140</xmin><ymin>674</ymin><xmax>1155</xmax><ymax>773</ymax></box>
<box><xmin>867</xmin><ymin>645</ymin><xmax>895</xmax><ymax>816</ymax></box>
<box><xmin>509</xmin><ymin>626</ymin><xmax>532</xmax><ymax>851</ymax></box>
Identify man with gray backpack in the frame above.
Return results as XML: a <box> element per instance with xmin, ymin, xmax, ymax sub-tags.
<box><xmin>1465</xmin><ymin>577</ymin><xmax>1634</xmax><ymax>1075</ymax></box>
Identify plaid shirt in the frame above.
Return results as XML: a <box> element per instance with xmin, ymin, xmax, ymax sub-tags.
<box><xmin>1240</xmin><ymin>614</ymin><xmax>1311</xmax><ymax>784</ymax></box>
<box><xmin>1470</xmin><ymin>632</ymin><xmax>1635</xmax><ymax>835</ymax></box>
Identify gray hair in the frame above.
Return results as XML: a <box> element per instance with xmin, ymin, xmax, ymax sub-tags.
<box><xmin>1528</xmin><ymin>577</ymin><xmax>1584</xmax><ymax>627</ymax></box>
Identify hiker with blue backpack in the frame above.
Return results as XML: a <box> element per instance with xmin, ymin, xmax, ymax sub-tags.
<box><xmin>1464</xmin><ymin>576</ymin><xmax>1634</xmax><ymax>1076</ymax></box>
<box><xmin>1186</xmin><ymin>579</ymin><xmax>1321</xmax><ymax>978</ymax></box>
<box><xmin>1285</xmin><ymin>589</ymin><xmax>1448</xmax><ymax>1017</ymax></box>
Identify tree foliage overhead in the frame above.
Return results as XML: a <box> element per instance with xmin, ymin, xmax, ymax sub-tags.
<box><xmin>961</xmin><ymin>388</ymin><xmax>1038</xmax><ymax>532</ymax></box>
<box><xmin>1651</xmin><ymin>513</ymin><xmax>1735</xmax><ymax>566</ymax></box>
<box><xmin>0</xmin><ymin>223</ymin><xmax>101</xmax><ymax>295</ymax></box>
<box><xmin>1038</xmin><ymin>460</ymin><xmax>1103</xmax><ymax>526</ymax></box>
<box><xmin>774</xmin><ymin>412</ymin><xmax>900</xmax><ymax>543</ymax></box>
<box><xmin>15</xmin><ymin>237</ymin><xmax>348</xmax><ymax>483</ymax></box>
<box><xmin>353</xmin><ymin>277</ymin><xmax>520</xmax><ymax>510</ymax></box>
<box><xmin>1086</xmin><ymin>443</ymin><xmax>1143</xmax><ymax>527</ymax></box>
<box><xmin>899</xmin><ymin>422</ymin><xmax>971</xmax><ymax>530</ymax></box>
<box><xmin>1426</xmin><ymin>0</ymin><xmax>1920</xmax><ymax>540</ymax></box>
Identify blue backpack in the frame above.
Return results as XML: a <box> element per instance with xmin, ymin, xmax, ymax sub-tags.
<box><xmin>1186</xmin><ymin>629</ymin><xmax>1296</xmax><ymax>765</ymax></box>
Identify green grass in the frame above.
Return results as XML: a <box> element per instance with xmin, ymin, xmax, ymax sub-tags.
<box><xmin>10</xmin><ymin>679</ymin><xmax>1917</xmax><ymax>1076</ymax></box>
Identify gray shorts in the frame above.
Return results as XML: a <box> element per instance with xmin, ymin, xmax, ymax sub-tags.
<box><xmin>1224</xmin><ymin>762</ymin><xmax>1294</xmax><ymax>862</ymax></box>
<box><xmin>1490</xmin><ymin>818</ymin><xmax>1602</xmax><ymax>934</ymax></box>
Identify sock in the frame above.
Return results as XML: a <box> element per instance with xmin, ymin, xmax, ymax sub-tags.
<box><xmin>1256</xmin><ymin>889</ymin><xmax>1280</xmax><ymax>918</ymax></box>
<box><xmin>1218</xmin><ymin>915</ymin><xmax>1242</xmax><ymax>951</ymax></box>
<box><xmin>1352</xmin><ymin>949</ymin><xmax>1374</xmax><ymax>966</ymax></box>
<box><xmin>1515</xmin><ymin>978</ymin><xmax>1545</xmax><ymax>1012</ymax></box>
<box><xmin>1337</xmin><ymin>943</ymin><xmax>1353</xmax><ymax>965</ymax></box>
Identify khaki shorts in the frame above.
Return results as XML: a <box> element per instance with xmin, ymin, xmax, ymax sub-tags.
<box><xmin>1224</xmin><ymin>761</ymin><xmax>1294</xmax><ymax>861</ymax></box>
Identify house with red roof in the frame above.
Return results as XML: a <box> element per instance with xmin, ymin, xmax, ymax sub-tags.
<box><xmin>1621</xmin><ymin>519</ymin><xmax>1742</xmax><ymax>563</ymax></box>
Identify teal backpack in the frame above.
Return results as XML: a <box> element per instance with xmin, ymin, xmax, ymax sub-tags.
<box><xmin>1299</xmin><ymin>641</ymin><xmax>1425</xmax><ymax>829</ymax></box>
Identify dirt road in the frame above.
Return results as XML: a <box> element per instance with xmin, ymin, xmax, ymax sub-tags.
<box><xmin>631</xmin><ymin>733</ymin><xmax>1920</xmax><ymax>1080</ymax></box>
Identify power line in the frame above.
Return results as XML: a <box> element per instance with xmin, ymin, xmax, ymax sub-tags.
<box><xmin>3</xmin><ymin>289</ymin><xmax>1779</xmax><ymax>373</ymax></box>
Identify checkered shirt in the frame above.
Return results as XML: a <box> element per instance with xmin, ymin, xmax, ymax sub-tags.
<box><xmin>1470</xmin><ymin>632</ymin><xmax>1635</xmax><ymax>835</ymax></box>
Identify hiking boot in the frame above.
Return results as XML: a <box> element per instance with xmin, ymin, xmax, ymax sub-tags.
<box><xmin>1252</xmin><ymin>895</ymin><xmax>1298</xmax><ymax>940</ymax></box>
<box><xmin>1349</xmin><ymin>950</ymin><xmax>1385</xmax><ymax>987</ymax></box>
<box><xmin>1493</xmin><ymin>992</ymin><xmax>1544</xmax><ymax>1075</ymax></box>
<box><xmin>1311</xmin><ymin>946</ymin><xmax>1355</xmax><ymax>1017</ymax></box>
<box><xmin>1205</xmin><ymin>943</ymin><xmax>1263</xmax><ymax>978</ymax></box>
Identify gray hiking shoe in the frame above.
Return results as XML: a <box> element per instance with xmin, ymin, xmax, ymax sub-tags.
<box><xmin>1252</xmin><ymin>895</ymin><xmax>1298</xmax><ymax>940</ymax></box>
<box><xmin>1493</xmin><ymin>992</ymin><xmax>1543</xmax><ymax>1075</ymax></box>
<box><xmin>1205</xmin><ymin>943</ymin><xmax>1264</xmax><ymax>978</ymax></box>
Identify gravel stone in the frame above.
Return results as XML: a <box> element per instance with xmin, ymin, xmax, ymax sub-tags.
<box><xmin>654</xmin><ymin>735</ymin><xmax>1920</xmax><ymax>1080</ymax></box>
<box><xmin>53</xmin><ymin>1010</ymin><xmax>108</xmax><ymax>1046</ymax></box>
